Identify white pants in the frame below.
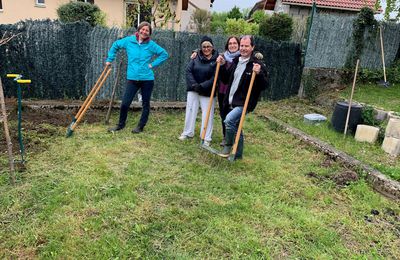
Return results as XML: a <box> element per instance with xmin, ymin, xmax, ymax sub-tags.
<box><xmin>182</xmin><ymin>91</ymin><xmax>215</xmax><ymax>142</ymax></box>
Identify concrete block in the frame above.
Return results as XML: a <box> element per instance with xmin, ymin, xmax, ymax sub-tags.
<box><xmin>355</xmin><ymin>124</ymin><xmax>379</xmax><ymax>143</ymax></box>
<box><xmin>304</xmin><ymin>113</ymin><xmax>327</xmax><ymax>124</ymax></box>
<box><xmin>382</xmin><ymin>137</ymin><xmax>400</xmax><ymax>156</ymax></box>
<box><xmin>388</xmin><ymin>111</ymin><xmax>400</xmax><ymax>120</ymax></box>
<box><xmin>374</xmin><ymin>109</ymin><xmax>387</xmax><ymax>122</ymax></box>
<box><xmin>385</xmin><ymin>118</ymin><xmax>400</xmax><ymax>138</ymax></box>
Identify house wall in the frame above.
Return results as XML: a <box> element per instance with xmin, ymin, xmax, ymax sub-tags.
<box><xmin>0</xmin><ymin>0</ymin><xmax>68</xmax><ymax>24</ymax></box>
<box><xmin>287</xmin><ymin>5</ymin><xmax>358</xmax><ymax>19</ymax></box>
<box><xmin>0</xmin><ymin>0</ymin><xmax>125</xmax><ymax>27</ymax></box>
<box><xmin>180</xmin><ymin>0</ymin><xmax>211</xmax><ymax>32</ymax></box>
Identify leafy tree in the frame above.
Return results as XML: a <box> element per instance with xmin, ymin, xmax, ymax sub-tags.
<box><xmin>376</xmin><ymin>0</ymin><xmax>400</xmax><ymax>21</ymax></box>
<box><xmin>259</xmin><ymin>13</ymin><xmax>293</xmax><ymax>41</ymax></box>
<box><xmin>57</xmin><ymin>1</ymin><xmax>106</xmax><ymax>27</ymax></box>
<box><xmin>227</xmin><ymin>6</ymin><xmax>242</xmax><ymax>19</ymax></box>
<box><xmin>225</xmin><ymin>18</ymin><xmax>259</xmax><ymax>36</ymax></box>
<box><xmin>251</xmin><ymin>10</ymin><xmax>268</xmax><ymax>24</ymax></box>
<box><xmin>210</xmin><ymin>11</ymin><xmax>228</xmax><ymax>33</ymax></box>
<box><xmin>125</xmin><ymin>0</ymin><xmax>178</xmax><ymax>28</ymax></box>
<box><xmin>191</xmin><ymin>9</ymin><xmax>211</xmax><ymax>33</ymax></box>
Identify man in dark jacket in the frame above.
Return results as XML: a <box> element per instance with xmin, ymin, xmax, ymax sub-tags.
<box><xmin>216</xmin><ymin>35</ymin><xmax>268</xmax><ymax>159</ymax></box>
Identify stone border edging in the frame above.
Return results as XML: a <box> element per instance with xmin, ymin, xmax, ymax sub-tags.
<box><xmin>261</xmin><ymin>115</ymin><xmax>400</xmax><ymax>201</ymax></box>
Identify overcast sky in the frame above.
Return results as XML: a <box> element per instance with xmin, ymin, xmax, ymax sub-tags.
<box><xmin>211</xmin><ymin>0</ymin><xmax>260</xmax><ymax>12</ymax></box>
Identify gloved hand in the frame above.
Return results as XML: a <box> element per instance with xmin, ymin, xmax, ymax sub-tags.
<box><xmin>192</xmin><ymin>83</ymin><xmax>202</xmax><ymax>93</ymax></box>
<box><xmin>254</xmin><ymin>51</ymin><xmax>264</xmax><ymax>60</ymax></box>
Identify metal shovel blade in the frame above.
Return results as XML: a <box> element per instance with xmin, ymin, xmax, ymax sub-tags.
<box><xmin>199</xmin><ymin>142</ymin><xmax>220</xmax><ymax>155</ymax></box>
<box><xmin>378</xmin><ymin>80</ymin><xmax>390</xmax><ymax>88</ymax></box>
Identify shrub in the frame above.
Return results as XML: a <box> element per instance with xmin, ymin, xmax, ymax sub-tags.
<box><xmin>191</xmin><ymin>9</ymin><xmax>211</xmax><ymax>33</ymax></box>
<box><xmin>358</xmin><ymin>60</ymin><xmax>400</xmax><ymax>84</ymax></box>
<box><xmin>225</xmin><ymin>18</ymin><xmax>259</xmax><ymax>36</ymax></box>
<box><xmin>210</xmin><ymin>12</ymin><xmax>228</xmax><ymax>33</ymax></box>
<box><xmin>57</xmin><ymin>2</ymin><xmax>106</xmax><ymax>27</ymax></box>
<box><xmin>361</xmin><ymin>105</ymin><xmax>380</xmax><ymax>126</ymax></box>
<box><xmin>251</xmin><ymin>10</ymin><xmax>268</xmax><ymax>24</ymax></box>
<box><xmin>259</xmin><ymin>13</ymin><xmax>293</xmax><ymax>41</ymax></box>
<box><xmin>227</xmin><ymin>6</ymin><xmax>242</xmax><ymax>19</ymax></box>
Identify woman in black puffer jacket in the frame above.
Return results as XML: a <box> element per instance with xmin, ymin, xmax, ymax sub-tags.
<box><xmin>179</xmin><ymin>36</ymin><xmax>219</xmax><ymax>146</ymax></box>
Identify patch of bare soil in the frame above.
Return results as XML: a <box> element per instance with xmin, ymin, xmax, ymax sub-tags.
<box><xmin>331</xmin><ymin>170</ymin><xmax>359</xmax><ymax>186</ymax></box>
<box><xmin>1</xmin><ymin>99</ymin><xmax>104</xmax><ymax>158</ymax></box>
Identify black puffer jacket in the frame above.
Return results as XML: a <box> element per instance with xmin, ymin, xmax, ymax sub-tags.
<box><xmin>186</xmin><ymin>49</ymin><xmax>219</xmax><ymax>97</ymax></box>
<box><xmin>220</xmin><ymin>54</ymin><xmax>268</xmax><ymax>113</ymax></box>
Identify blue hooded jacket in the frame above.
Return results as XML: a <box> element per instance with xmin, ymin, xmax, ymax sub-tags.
<box><xmin>106</xmin><ymin>35</ymin><xmax>168</xmax><ymax>81</ymax></box>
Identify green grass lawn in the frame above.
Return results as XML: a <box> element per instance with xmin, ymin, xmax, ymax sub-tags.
<box><xmin>260</xmin><ymin>97</ymin><xmax>400</xmax><ymax>182</ymax></box>
<box><xmin>340</xmin><ymin>83</ymin><xmax>400</xmax><ymax>112</ymax></box>
<box><xmin>0</xmin><ymin>109</ymin><xmax>399</xmax><ymax>258</ymax></box>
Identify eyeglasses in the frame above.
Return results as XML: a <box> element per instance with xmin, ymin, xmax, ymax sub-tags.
<box><xmin>202</xmin><ymin>45</ymin><xmax>213</xmax><ymax>49</ymax></box>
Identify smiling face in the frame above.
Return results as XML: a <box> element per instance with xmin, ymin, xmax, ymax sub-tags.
<box><xmin>201</xmin><ymin>42</ymin><xmax>213</xmax><ymax>58</ymax></box>
<box><xmin>138</xmin><ymin>25</ymin><xmax>151</xmax><ymax>41</ymax></box>
<box><xmin>227</xmin><ymin>37</ymin><xmax>239</xmax><ymax>53</ymax></box>
<box><xmin>240</xmin><ymin>37</ymin><xmax>254</xmax><ymax>59</ymax></box>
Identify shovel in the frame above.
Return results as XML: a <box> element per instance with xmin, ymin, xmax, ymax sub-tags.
<box><xmin>199</xmin><ymin>62</ymin><xmax>221</xmax><ymax>154</ymax></box>
<box><xmin>228</xmin><ymin>71</ymin><xmax>256</xmax><ymax>162</ymax></box>
<box><xmin>66</xmin><ymin>64</ymin><xmax>112</xmax><ymax>137</ymax></box>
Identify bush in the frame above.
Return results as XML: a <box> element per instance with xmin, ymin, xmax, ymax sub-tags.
<box><xmin>251</xmin><ymin>10</ymin><xmax>268</xmax><ymax>24</ymax></box>
<box><xmin>361</xmin><ymin>105</ymin><xmax>380</xmax><ymax>126</ymax></box>
<box><xmin>57</xmin><ymin>2</ymin><xmax>106</xmax><ymax>27</ymax></box>
<box><xmin>259</xmin><ymin>13</ymin><xmax>293</xmax><ymax>41</ymax></box>
<box><xmin>210</xmin><ymin>12</ymin><xmax>228</xmax><ymax>33</ymax></box>
<box><xmin>358</xmin><ymin>60</ymin><xmax>400</xmax><ymax>84</ymax></box>
<box><xmin>191</xmin><ymin>9</ymin><xmax>211</xmax><ymax>33</ymax></box>
<box><xmin>227</xmin><ymin>6</ymin><xmax>242</xmax><ymax>19</ymax></box>
<box><xmin>225</xmin><ymin>18</ymin><xmax>259</xmax><ymax>36</ymax></box>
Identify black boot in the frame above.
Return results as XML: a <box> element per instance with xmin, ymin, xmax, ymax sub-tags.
<box><xmin>108</xmin><ymin>124</ymin><xmax>124</xmax><ymax>132</ymax></box>
<box><xmin>132</xmin><ymin>125</ymin><xmax>144</xmax><ymax>134</ymax></box>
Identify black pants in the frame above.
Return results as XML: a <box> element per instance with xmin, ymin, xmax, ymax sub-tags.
<box><xmin>118</xmin><ymin>80</ymin><xmax>154</xmax><ymax>128</ymax></box>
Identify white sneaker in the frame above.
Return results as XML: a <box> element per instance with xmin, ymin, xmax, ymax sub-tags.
<box><xmin>203</xmin><ymin>140</ymin><xmax>211</xmax><ymax>146</ymax></box>
<box><xmin>178</xmin><ymin>134</ymin><xmax>190</xmax><ymax>141</ymax></box>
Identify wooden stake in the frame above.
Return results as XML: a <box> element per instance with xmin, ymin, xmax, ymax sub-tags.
<box><xmin>0</xmin><ymin>77</ymin><xmax>16</xmax><ymax>184</ymax></box>
<box><xmin>344</xmin><ymin>59</ymin><xmax>360</xmax><ymax>136</ymax></box>
<box><xmin>379</xmin><ymin>26</ymin><xmax>387</xmax><ymax>83</ymax></box>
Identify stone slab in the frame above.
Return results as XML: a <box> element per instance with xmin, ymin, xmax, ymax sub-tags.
<box><xmin>374</xmin><ymin>109</ymin><xmax>387</xmax><ymax>122</ymax></box>
<box><xmin>355</xmin><ymin>124</ymin><xmax>379</xmax><ymax>143</ymax></box>
<box><xmin>382</xmin><ymin>136</ymin><xmax>400</xmax><ymax>156</ymax></box>
<box><xmin>385</xmin><ymin>118</ymin><xmax>400</xmax><ymax>138</ymax></box>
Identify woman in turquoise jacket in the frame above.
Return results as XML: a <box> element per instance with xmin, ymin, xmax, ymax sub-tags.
<box><xmin>106</xmin><ymin>21</ymin><xmax>168</xmax><ymax>133</ymax></box>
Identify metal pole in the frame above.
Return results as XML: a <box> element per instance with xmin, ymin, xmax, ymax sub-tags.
<box><xmin>303</xmin><ymin>1</ymin><xmax>316</xmax><ymax>65</ymax></box>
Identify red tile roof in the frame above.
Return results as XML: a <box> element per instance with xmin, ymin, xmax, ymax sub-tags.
<box><xmin>281</xmin><ymin>0</ymin><xmax>378</xmax><ymax>11</ymax></box>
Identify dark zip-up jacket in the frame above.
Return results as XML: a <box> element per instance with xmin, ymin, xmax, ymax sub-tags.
<box><xmin>186</xmin><ymin>49</ymin><xmax>219</xmax><ymax>97</ymax></box>
<box><xmin>220</xmin><ymin>54</ymin><xmax>268</xmax><ymax>113</ymax></box>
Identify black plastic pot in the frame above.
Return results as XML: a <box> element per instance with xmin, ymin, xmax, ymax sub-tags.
<box><xmin>331</xmin><ymin>101</ymin><xmax>363</xmax><ymax>133</ymax></box>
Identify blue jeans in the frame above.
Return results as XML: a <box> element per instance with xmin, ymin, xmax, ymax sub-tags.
<box><xmin>224</xmin><ymin>106</ymin><xmax>244</xmax><ymax>158</ymax></box>
<box><xmin>118</xmin><ymin>80</ymin><xmax>154</xmax><ymax>128</ymax></box>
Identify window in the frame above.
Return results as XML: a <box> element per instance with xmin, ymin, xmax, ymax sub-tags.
<box><xmin>36</xmin><ymin>0</ymin><xmax>45</xmax><ymax>5</ymax></box>
<box><xmin>78</xmin><ymin>0</ymin><xmax>95</xmax><ymax>3</ymax></box>
<box><xmin>0</xmin><ymin>0</ymin><xmax>3</xmax><ymax>10</ymax></box>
